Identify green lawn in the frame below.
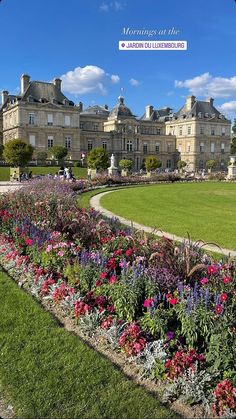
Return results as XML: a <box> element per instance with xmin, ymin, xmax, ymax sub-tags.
<box><xmin>0</xmin><ymin>166</ymin><xmax>87</xmax><ymax>181</ymax></box>
<box><xmin>100</xmin><ymin>182</ymin><xmax>236</xmax><ymax>250</ymax></box>
<box><xmin>0</xmin><ymin>271</ymin><xmax>177</xmax><ymax>419</ymax></box>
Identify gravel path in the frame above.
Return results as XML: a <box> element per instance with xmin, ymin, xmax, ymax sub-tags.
<box><xmin>90</xmin><ymin>190</ymin><xmax>236</xmax><ymax>257</ymax></box>
<box><xmin>0</xmin><ymin>182</ymin><xmax>23</xmax><ymax>194</ymax></box>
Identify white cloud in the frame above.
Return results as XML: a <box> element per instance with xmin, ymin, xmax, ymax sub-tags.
<box><xmin>61</xmin><ymin>65</ymin><xmax>119</xmax><ymax>95</ymax></box>
<box><xmin>175</xmin><ymin>73</ymin><xmax>236</xmax><ymax>98</ymax></box>
<box><xmin>129</xmin><ymin>78</ymin><xmax>140</xmax><ymax>87</ymax></box>
<box><xmin>99</xmin><ymin>1</ymin><xmax>124</xmax><ymax>12</ymax></box>
<box><xmin>111</xmin><ymin>74</ymin><xmax>120</xmax><ymax>84</ymax></box>
<box><xmin>99</xmin><ymin>3</ymin><xmax>109</xmax><ymax>11</ymax></box>
<box><xmin>218</xmin><ymin>101</ymin><xmax>236</xmax><ymax>119</ymax></box>
<box><xmin>113</xmin><ymin>1</ymin><xmax>124</xmax><ymax>11</ymax></box>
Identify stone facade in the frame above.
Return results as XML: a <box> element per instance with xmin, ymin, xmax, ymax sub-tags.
<box><xmin>80</xmin><ymin>97</ymin><xmax>178</xmax><ymax>171</ymax></box>
<box><xmin>1</xmin><ymin>74</ymin><xmax>81</xmax><ymax>160</ymax></box>
<box><xmin>0</xmin><ymin>75</ymin><xmax>231</xmax><ymax>172</ymax></box>
<box><xmin>166</xmin><ymin>96</ymin><xmax>231</xmax><ymax>171</ymax></box>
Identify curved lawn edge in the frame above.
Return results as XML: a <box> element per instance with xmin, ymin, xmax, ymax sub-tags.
<box><xmin>90</xmin><ymin>188</ymin><xmax>236</xmax><ymax>257</ymax></box>
<box><xmin>0</xmin><ymin>269</ymin><xmax>179</xmax><ymax>419</ymax></box>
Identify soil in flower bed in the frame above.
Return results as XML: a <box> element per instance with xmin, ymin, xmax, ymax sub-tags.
<box><xmin>0</xmin><ymin>271</ymin><xmax>179</xmax><ymax>419</ymax></box>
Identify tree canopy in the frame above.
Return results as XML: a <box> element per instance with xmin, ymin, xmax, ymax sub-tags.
<box><xmin>145</xmin><ymin>155</ymin><xmax>162</xmax><ymax>172</ymax></box>
<box><xmin>3</xmin><ymin>139</ymin><xmax>34</xmax><ymax>167</ymax></box>
<box><xmin>87</xmin><ymin>147</ymin><xmax>109</xmax><ymax>170</ymax></box>
<box><xmin>119</xmin><ymin>159</ymin><xmax>133</xmax><ymax>171</ymax></box>
<box><xmin>49</xmin><ymin>146</ymin><xmax>68</xmax><ymax>161</ymax></box>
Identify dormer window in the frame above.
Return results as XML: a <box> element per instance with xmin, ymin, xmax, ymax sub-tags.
<box><xmin>40</xmin><ymin>98</ymin><xmax>47</xmax><ymax>103</ymax></box>
<box><xmin>63</xmin><ymin>99</ymin><xmax>69</xmax><ymax>106</ymax></box>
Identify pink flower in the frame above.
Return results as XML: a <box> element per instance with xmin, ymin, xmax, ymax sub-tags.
<box><xmin>46</xmin><ymin>244</ymin><xmax>53</xmax><ymax>252</ymax></box>
<box><xmin>57</xmin><ymin>250</ymin><xmax>65</xmax><ymax>257</ymax></box>
<box><xmin>109</xmin><ymin>275</ymin><xmax>118</xmax><ymax>284</ymax></box>
<box><xmin>200</xmin><ymin>277</ymin><xmax>209</xmax><ymax>285</ymax></box>
<box><xmin>143</xmin><ymin>298</ymin><xmax>154</xmax><ymax>308</ymax></box>
<box><xmin>100</xmin><ymin>272</ymin><xmax>107</xmax><ymax>279</ymax></box>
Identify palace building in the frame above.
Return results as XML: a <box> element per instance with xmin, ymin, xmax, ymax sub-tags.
<box><xmin>0</xmin><ymin>74</ymin><xmax>231</xmax><ymax>171</ymax></box>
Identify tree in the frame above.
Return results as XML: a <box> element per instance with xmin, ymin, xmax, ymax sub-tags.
<box><xmin>0</xmin><ymin>144</ymin><xmax>4</xmax><ymax>159</ymax></box>
<box><xmin>36</xmin><ymin>150</ymin><xmax>48</xmax><ymax>162</ymax></box>
<box><xmin>145</xmin><ymin>155</ymin><xmax>162</xmax><ymax>172</ymax></box>
<box><xmin>49</xmin><ymin>146</ymin><xmax>68</xmax><ymax>161</ymax></box>
<box><xmin>3</xmin><ymin>139</ymin><xmax>34</xmax><ymax>166</ymax></box>
<box><xmin>119</xmin><ymin>159</ymin><xmax>133</xmax><ymax>171</ymax></box>
<box><xmin>206</xmin><ymin>159</ymin><xmax>216</xmax><ymax>172</ymax></box>
<box><xmin>231</xmin><ymin>119</ymin><xmax>236</xmax><ymax>155</ymax></box>
<box><xmin>177</xmin><ymin>160</ymin><xmax>187</xmax><ymax>170</ymax></box>
<box><xmin>87</xmin><ymin>147</ymin><xmax>109</xmax><ymax>170</ymax></box>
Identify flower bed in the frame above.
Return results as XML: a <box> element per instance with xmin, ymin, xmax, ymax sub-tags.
<box><xmin>0</xmin><ymin>178</ymin><xmax>235</xmax><ymax>418</ymax></box>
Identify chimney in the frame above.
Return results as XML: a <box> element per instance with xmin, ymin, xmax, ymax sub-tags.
<box><xmin>1</xmin><ymin>90</ymin><xmax>9</xmax><ymax>105</ymax></box>
<box><xmin>78</xmin><ymin>101</ymin><xmax>83</xmax><ymax>112</ymax></box>
<box><xmin>208</xmin><ymin>97</ymin><xmax>214</xmax><ymax>106</ymax></box>
<box><xmin>145</xmin><ymin>105</ymin><xmax>153</xmax><ymax>119</ymax></box>
<box><xmin>104</xmin><ymin>104</ymin><xmax>108</xmax><ymax>110</ymax></box>
<box><xmin>53</xmin><ymin>78</ymin><xmax>62</xmax><ymax>91</ymax></box>
<box><xmin>21</xmin><ymin>74</ymin><xmax>30</xmax><ymax>95</ymax></box>
<box><xmin>185</xmin><ymin>95</ymin><xmax>196</xmax><ymax>111</ymax></box>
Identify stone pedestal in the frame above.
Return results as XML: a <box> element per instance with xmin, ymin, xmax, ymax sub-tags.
<box><xmin>227</xmin><ymin>156</ymin><xmax>236</xmax><ymax>180</ymax></box>
<box><xmin>91</xmin><ymin>169</ymin><xmax>98</xmax><ymax>179</ymax></box>
<box><xmin>121</xmin><ymin>169</ymin><xmax>129</xmax><ymax>177</ymax></box>
<box><xmin>108</xmin><ymin>167</ymin><xmax>118</xmax><ymax>176</ymax></box>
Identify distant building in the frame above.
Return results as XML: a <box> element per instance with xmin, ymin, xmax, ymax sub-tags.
<box><xmin>0</xmin><ymin>75</ymin><xmax>231</xmax><ymax>171</ymax></box>
<box><xmin>80</xmin><ymin>96</ymin><xmax>178</xmax><ymax>171</ymax></box>
<box><xmin>166</xmin><ymin>96</ymin><xmax>231</xmax><ymax>171</ymax></box>
<box><xmin>0</xmin><ymin>74</ymin><xmax>81</xmax><ymax>160</ymax></box>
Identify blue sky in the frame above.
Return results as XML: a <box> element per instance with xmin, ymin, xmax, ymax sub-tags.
<box><xmin>0</xmin><ymin>0</ymin><xmax>236</xmax><ymax>119</ymax></box>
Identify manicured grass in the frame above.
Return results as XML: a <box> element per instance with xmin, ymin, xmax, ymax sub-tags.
<box><xmin>0</xmin><ymin>271</ymin><xmax>177</xmax><ymax>419</ymax></box>
<box><xmin>0</xmin><ymin>166</ymin><xmax>87</xmax><ymax>181</ymax></box>
<box><xmin>100</xmin><ymin>182</ymin><xmax>236</xmax><ymax>250</ymax></box>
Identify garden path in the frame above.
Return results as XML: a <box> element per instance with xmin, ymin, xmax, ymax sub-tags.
<box><xmin>91</xmin><ymin>190</ymin><xmax>236</xmax><ymax>257</ymax></box>
<box><xmin>0</xmin><ymin>182</ymin><xmax>23</xmax><ymax>194</ymax></box>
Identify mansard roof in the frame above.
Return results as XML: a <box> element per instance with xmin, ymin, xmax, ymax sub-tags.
<box><xmin>174</xmin><ymin>99</ymin><xmax>228</xmax><ymax>121</ymax></box>
<box><xmin>80</xmin><ymin>105</ymin><xmax>110</xmax><ymax>117</ymax></box>
<box><xmin>21</xmin><ymin>81</ymin><xmax>74</xmax><ymax>106</ymax></box>
<box><xmin>140</xmin><ymin>107</ymin><xmax>172</xmax><ymax>122</ymax></box>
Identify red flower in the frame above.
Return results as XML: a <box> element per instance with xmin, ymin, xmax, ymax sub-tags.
<box><xmin>223</xmin><ymin>276</ymin><xmax>231</xmax><ymax>284</ymax></box>
<box><xmin>208</xmin><ymin>265</ymin><xmax>217</xmax><ymax>275</ymax></box>
<box><xmin>215</xmin><ymin>304</ymin><xmax>223</xmax><ymax>315</ymax></box>
<box><xmin>25</xmin><ymin>238</ymin><xmax>33</xmax><ymax>246</ymax></box>
<box><xmin>220</xmin><ymin>293</ymin><xmax>227</xmax><ymax>302</ymax></box>
<box><xmin>95</xmin><ymin>280</ymin><xmax>102</xmax><ymax>287</ymax></box>
<box><xmin>100</xmin><ymin>272</ymin><xmax>107</xmax><ymax>279</ymax></box>
<box><xmin>125</xmin><ymin>248</ymin><xmax>134</xmax><ymax>258</ymax></box>
<box><xmin>169</xmin><ymin>297</ymin><xmax>178</xmax><ymax>305</ymax></box>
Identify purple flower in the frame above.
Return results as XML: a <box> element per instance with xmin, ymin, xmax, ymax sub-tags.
<box><xmin>166</xmin><ymin>331</ymin><xmax>175</xmax><ymax>341</ymax></box>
